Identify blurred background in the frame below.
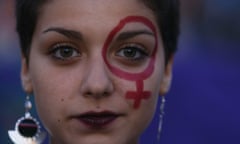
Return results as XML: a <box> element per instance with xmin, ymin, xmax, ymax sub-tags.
<box><xmin>0</xmin><ymin>0</ymin><xmax>240</xmax><ymax>143</ymax></box>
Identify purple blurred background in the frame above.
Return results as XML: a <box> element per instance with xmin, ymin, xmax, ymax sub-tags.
<box><xmin>1</xmin><ymin>0</ymin><xmax>240</xmax><ymax>143</ymax></box>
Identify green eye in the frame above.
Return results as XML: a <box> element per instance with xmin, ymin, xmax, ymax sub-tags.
<box><xmin>116</xmin><ymin>44</ymin><xmax>148</xmax><ymax>61</ymax></box>
<box><xmin>58</xmin><ymin>47</ymin><xmax>75</xmax><ymax>58</ymax></box>
<box><xmin>122</xmin><ymin>47</ymin><xmax>137</xmax><ymax>58</ymax></box>
<box><xmin>50</xmin><ymin>43</ymin><xmax>80</xmax><ymax>60</ymax></box>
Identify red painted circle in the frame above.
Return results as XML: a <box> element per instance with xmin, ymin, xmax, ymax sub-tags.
<box><xmin>102</xmin><ymin>16</ymin><xmax>158</xmax><ymax>81</ymax></box>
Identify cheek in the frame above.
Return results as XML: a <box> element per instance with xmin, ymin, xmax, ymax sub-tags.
<box><xmin>145</xmin><ymin>43</ymin><xmax>165</xmax><ymax>92</ymax></box>
<box><xmin>32</xmin><ymin>76</ymin><xmax>64</xmax><ymax>124</ymax></box>
<box><xmin>140</xmin><ymin>66</ymin><xmax>163</xmax><ymax>117</ymax></box>
<box><xmin>29</xmin><ymin>65</ymin><xmax>79</xmax><ymax>129</ymax></box>
<box><xmin>132</xmin><ymin>54</ymin><xmax>165</xmax><ymax>127</ymax></box>
<box><xmin>126</xmin><ymin>88</ymin><xmax>159</xmax><ymax>135</ymax></box>
<box><xmin>130</xmin><ymin>75</ymin><xmax>162</xmax><ymax>133</ymax></box>
<box><xmin>122</xmin><ymin>54</ymin><xmax>164</xmax><ymax>110</ymax></box>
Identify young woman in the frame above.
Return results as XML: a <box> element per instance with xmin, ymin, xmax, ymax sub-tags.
<box><xmin>11</xmin><ymin>0</ymin><xmax>180</xmax><ymax>143</ymax></box>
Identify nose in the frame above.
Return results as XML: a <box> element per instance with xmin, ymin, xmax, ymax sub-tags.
<box><xmin>80</xmin><ymin>58</ymin><xmax>114</xmax><ymax>99</ymax></box>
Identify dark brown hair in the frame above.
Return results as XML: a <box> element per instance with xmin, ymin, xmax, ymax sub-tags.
<box><xmin>15</xmin><ymin>0</ymin><xmax>180</xmax><ymax>63</ymax></box>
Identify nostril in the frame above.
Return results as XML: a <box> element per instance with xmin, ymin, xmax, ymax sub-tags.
<box><xmin>83</xmin><ymin>91</ymin><xmax>110</xmax><ymax>98</ymax></box>
<box><xmin>85</xmin><ymin>92</ymin><xmax>92</xmax><ymax>96</ymax></box>
<box><xmin>103</xmin><ymin>92</ymin><xmax>110</xmax><ymax>97</ymax></box>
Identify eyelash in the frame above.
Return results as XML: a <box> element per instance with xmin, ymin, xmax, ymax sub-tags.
<box><xmin>115</xmin><ymin>43</ymin><xmax>150</xmax><ymax>61</ymax></box>
<box><xmin>49</xmin><ymin>43</ymin><xmax>80</xmax><ymax>61</ymax></box>
<box><xmin>48</xmin><ymin>42</ymin><xmax>150</xmax><ymax>65</ymax></box>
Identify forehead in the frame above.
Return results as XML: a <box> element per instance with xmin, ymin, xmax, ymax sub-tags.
<box><xmin>37</xmin><ymin>0</ymin><xmax>156</xmax><ymax>27</ymax></box>
<box><xmin>42</xmin><ymin>0</ymin><xmax>149</xmax><ymax>12</ymax></box>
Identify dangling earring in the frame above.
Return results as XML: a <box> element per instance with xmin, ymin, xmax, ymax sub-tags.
<box><xmin>8</xmin><ymin>94</ymin><xmax>46</xmax><ymax>144</ymax></box>
<box><xmin>157</xmin><ymin>96</ymin><xmax>166</xmax><ymax>142</ymax></box>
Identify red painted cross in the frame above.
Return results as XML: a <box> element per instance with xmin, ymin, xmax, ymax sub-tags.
<box><xmin>126</xmin><ymin>80</ymin><xmax>151</xmax><ymax>109</ymax></box>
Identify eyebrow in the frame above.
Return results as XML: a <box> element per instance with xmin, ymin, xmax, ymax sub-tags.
<box><xmin>43</xmin><ymin>27</ymin><xmax>154</xmax><ymax>42</ymax></box>
<box><xmin>43</xmin><ymin>27</ymin><xmax>83</xmax><ymax>40</ymax></box>
<box><xmin>116</xmin><ymin>30</ymin><xmax>154</xmax><ymax>41</ymax></box>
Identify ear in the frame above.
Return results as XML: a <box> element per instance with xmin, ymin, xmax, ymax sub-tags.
<box><xmin>159</xmin><ymin>55</ymin><xmax>174</xmax><ymax>96</ymax></box>
<box><xmin>21</xmin><ymin>57</ymin><xmax>33</xmax><ymax>93</ymax></box>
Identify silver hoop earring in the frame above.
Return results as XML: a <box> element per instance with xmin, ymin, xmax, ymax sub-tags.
<box><xmin>157</xmin><ymin>96</ymin><xmax>166</xmax><ymax>142</ymax></box>
<box><xmin>8</xmin><ymin>95</ymin><xmax>46</xmax><ymax>144</ymax></box>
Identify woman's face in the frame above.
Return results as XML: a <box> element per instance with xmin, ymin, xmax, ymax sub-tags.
<box><xmin>21</xmin><ymin>0</ymin><xmax>173</xmax><ymax>144</ymax></box>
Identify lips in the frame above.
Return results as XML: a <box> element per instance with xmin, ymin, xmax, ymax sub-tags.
<box><xmin>76</xmin><ymin>111</ymin><xmax>120</xmax><ymax>128</ymax></box>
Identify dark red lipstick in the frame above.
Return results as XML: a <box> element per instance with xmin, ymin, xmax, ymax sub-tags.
<box><xmin>77</xmin><ymin>111</ymin><xmax>120</xmax><ymax>128</ymax></box>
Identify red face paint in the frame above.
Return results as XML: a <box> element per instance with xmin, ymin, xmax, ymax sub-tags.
<box><xmin>102</xmin><ymin>16</ymin><xmax>158</xmax><ymax>109</ymax></box>
<box><xmin>125</xmin><ymin>80</ymin><xmax>151</xmax><ymax>109</ymax></box>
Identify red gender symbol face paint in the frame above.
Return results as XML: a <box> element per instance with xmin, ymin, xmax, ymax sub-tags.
<box><xmin>102</xmin><ymin>16</ymin><xmax>158</xmax><ymax>109</ymax></box>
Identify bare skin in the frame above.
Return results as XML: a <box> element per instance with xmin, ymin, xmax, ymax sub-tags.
<box><xmin>21</xmin><ymin>0</ymin><xmax>173</xmax><ymax>144</ymax></box>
